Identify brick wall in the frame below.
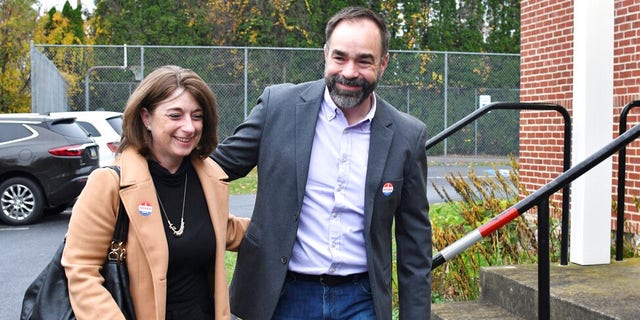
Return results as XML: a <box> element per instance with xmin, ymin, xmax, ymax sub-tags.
<box><xmin>613</xmin><ymin>0</ymin><xmax>640</xmax><ymax>231</ymax></box>
<box><xmin>520</xmin><ymin>0</ymin><xmax>574</xmax><ymax>207</ymax></box>
<box><xmin>520</xmin><ymin>0</ymin><xmax>640</xmax><ymax>232</ymax></box>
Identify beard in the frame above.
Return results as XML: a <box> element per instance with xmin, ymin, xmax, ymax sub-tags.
<box><xmin>325</xmin><ymin>74</ymin><xmax>378</xmax><ymax>109</ymax></box>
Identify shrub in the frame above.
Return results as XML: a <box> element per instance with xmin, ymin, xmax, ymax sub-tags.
<box><xmin>429</xmin><ymin>155</ymin><xmax>562</xmax><ymax>302</ymax></box>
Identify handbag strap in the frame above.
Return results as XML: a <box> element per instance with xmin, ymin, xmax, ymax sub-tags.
<box><xmin>113</xmin><ymin>196</ymin><xmax>128</xmax><ymax>243</ymax></box>
<box><xmin>106</xmin><ymin>165</ymin><xmax>129</xmax><ymax>264</ymax></box>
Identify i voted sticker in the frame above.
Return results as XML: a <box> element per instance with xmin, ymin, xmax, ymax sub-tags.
<box><xmin>382</xmin><ymin>182</ymin><xmax>394</xmax><ymax>196</ymax></box>
<box><xmin>138</xmin><ymin>201</ymin><xmax>152</xmax><ymax>216</ymax></box>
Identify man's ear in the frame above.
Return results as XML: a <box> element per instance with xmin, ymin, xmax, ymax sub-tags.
<box><xmin>379</xmin><ymin>53</ymin><xmax>390</xmax><ymax>77</ymax></box>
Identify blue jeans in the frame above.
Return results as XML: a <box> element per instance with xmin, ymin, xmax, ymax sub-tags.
<box><xmin>272</xmin><ymin>272</ymin><xmax>376</xmax><ymax>320</ymax></box>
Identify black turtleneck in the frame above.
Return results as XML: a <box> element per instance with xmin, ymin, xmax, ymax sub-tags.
<box><xmin>149</xmin><ymin>159</ymin><xmax>216</xmax><ymax>319</ymax></box>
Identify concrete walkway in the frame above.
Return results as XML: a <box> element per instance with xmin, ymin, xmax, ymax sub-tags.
<box><xmin>229</xmin><ymin>194</ymin><xmax>256</xmax><ymax>218</ymax></box>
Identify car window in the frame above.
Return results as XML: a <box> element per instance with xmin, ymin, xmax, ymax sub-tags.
<box><xmin>76</xmin><ymin>121</ymin><xmax>101</xmax><ymax>137</ymax></box>
<box><xmin>107</xmin><ymin>116</ymin><xmax>123</xmax><ymax>135</ymax></box>
<box><xmin>0</xmin><ymin>123</ymin><xmax>33</xmax><ymax>143</ymax></box>
<box><xmin>48</xmin><ymin>120</ymin><xmax>90</xmax><ymax>139</ymax></box>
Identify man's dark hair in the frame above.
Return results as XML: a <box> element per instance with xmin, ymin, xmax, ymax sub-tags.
<box><xmin>325</xmin><ymin>6</ymin><xmax>390</xmax><ymax>57</ymax></box>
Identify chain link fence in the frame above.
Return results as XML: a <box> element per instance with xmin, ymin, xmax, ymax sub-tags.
<box><xmin>31</xmin><ymin>44</ymin><xmax>520</xmax><ymax>158</ymax></box>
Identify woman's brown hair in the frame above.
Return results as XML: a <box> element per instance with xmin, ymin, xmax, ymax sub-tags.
<box><xmin>117</xmin><ymin>65</ymin><xmax>219</xmax><ymax>158</ymax></box>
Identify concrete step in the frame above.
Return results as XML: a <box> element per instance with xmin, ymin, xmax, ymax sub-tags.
<box><xmin>431</xmin><ymin>258</ymin><xmax>640</xmax><ymax>320</ymax></box>
<box><xmin>431</xmin><ymin>300</ymin><xmax>524</xmax><ymax>320</ymax></box>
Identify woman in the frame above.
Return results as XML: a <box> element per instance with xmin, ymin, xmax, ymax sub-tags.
<box><xmin>62</xmin><ymin>65</ymin><xmax>249</xmax><ymax>319</ymax></box>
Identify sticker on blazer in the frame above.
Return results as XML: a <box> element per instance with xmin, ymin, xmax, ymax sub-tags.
<box><xmin>138</xmin><ymin>201</ymin><xmax>152</xmax><ymax>216</ymax></box>
<box><xmin>382</xmin><ymin>182</ymin><xmax>394</xmax><ymax>196</ymax></box>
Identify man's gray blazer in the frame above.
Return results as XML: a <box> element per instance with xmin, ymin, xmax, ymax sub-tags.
<box><xmin>212</xmin><ymin>79</ymin><xmax>432</xmax><ymax>320</ymax></box>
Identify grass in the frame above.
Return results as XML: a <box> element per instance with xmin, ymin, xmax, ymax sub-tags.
<box><xmin>225</xmin><ymin>251</ymin><xmax>238</xmax><ymax>284</ymax></box>
<box><xmin>229</xmin><ymin>168</ymin><xmax>258</xmax><ymax>195</ymax></box>
<box><xmin>226</xmin><ymin>169</ymin><xmax>256</xmax><ymax>284</ymax></box>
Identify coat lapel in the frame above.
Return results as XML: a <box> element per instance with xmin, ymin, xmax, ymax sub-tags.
<box><xmin>192</xmin><ymin>157</ymin><xmax>228</xmax><ymax>257</ymax></box>
<box><xmin>117</xmin><ymin>149</ymin><xmax>169</xmax><ymax>279</ymax></box>
<box><xmin>295</xmin><ymin>80</ymin><xmax>324</xmax><ymax>203</ymax></box>
<box><xmin>365</xmin><ymin>97</ymin><xmax>394</xmax><ymax>231</ymax></box>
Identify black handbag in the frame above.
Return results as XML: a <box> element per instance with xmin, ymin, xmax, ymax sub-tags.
<box><xmin>20</xmin><ymin>166</ymin><xmax>136</xmax><ymax>320</ymax></box>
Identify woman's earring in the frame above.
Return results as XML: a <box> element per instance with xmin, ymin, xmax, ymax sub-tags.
<box><xmin>146</xmin><ymin>125</ymin><xmax>151</xmax><ymax>131</ymax></box>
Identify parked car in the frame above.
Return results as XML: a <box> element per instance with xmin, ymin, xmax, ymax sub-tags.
<box><xmin>0</xmin><ymin>114</ymin><xmax>99</xmax><ymax>225</ymax></box>
<box><xmin>50</xmin><ymin>111</ymin><xmax>123</xmax><ymax>167</ymax></box>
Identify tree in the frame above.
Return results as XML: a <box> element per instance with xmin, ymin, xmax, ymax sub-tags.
<box><xmin>86</xmin><ymin>0</ymin><xmax>520</xmax><ymax>53</ymax></box>
<box><xmin>485</xmin><ymin>0</ymin><xmax>520</xmax><ymax>53</ymax></box>
<box><xmin>33</xmin><ymin>1</ymin><xmax>93</xmax><ymax>110</ymax></box>
<box><xmin>36</xmin><ymin>3</ymin><xmax>85</xmax><ymax>45</ymax></box>
<box><xmin>381</xmin><ymin>0</ymin><xmax>430</xmax><ymax>50</ymax></box>
<box><xmin>61</xmin><ymin>1</ymin><xmax>85</xmax><ymax>43</ymax></box>
<box><xmin>0</xmin><ymin>0</ymin><xmax>38</xmax><ymax>113</ymax></box>
<box><xmin>456</xmin><ymin>0</ymin><xmax>485</xmax><ymax>52</ymax></box>
<box><xmin>91</xmin><ymin>0</ymin><xmax>212</xmax><ymax>45</ymax></box>
<box><xmin>202</xmin><ymin>0</ymin><xmax>250</xmax><ymax>46</ymax></box>
<box><xmin>212</xmin><ymin>0</ymin><xmax>372</xmax><ymax>47</ymax></box>
<box><xmin>424</xmin><ymin>0</ymin><xmax>458</xmax><ymax>51</ymax></box>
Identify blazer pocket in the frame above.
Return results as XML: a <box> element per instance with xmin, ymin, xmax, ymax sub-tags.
<box><xmin>242</xmin><ymin>222</ymin><xmax>260</xmax><ymax>246</ymax></box>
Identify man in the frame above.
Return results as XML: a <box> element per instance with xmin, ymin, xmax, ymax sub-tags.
<box><xmin>212</xmin><ymin>6</ymin><xmax>432</xmax><ymax>320</ymax></box>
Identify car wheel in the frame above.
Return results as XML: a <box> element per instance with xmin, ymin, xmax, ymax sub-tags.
<box><xmin>0</xmin><ymin>177</ymin><xmax>45</xmax><ymax>225</ymax></box>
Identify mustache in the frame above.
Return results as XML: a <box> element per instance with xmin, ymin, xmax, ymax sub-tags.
<box><xmin>331</xmin><ymin>75</ymin><xmax>368</xmax><ymax>88</ymax></box>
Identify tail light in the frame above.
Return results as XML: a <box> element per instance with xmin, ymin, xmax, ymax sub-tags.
<box><xmin>49</xmin><ymin>144</ymin><xmax>85</xmax><ymax>157</ymax></box>
<box><xmin>106</xmin><ymin>141</ymin><xmax>120</xmax><ymax>153</ymax></box>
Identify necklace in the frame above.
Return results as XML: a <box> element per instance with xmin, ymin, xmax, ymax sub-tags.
<box><xmin>156</xmin><ymin>174</ymin><xmax>187</xmax><ymax>237</ymax></box>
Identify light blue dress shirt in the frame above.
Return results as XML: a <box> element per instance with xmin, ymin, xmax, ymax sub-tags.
<box><xmin>288</xmin><ymin>88</ymin><xmax>376</xmax><ymax>275</ymax></box>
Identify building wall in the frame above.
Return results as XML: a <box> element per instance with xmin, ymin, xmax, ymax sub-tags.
<box><xmin>520</xmin><ymin>0</ymin><xmax>574</xmax><ymax>206</ymax></box>
<box><xmin>613</xmin><ymin>0</ymin><xmax>640</xmax><ymax>231</ymax></box>
<box><xmin>520</xmin><ymin>0</ymin><xmax>640</xmax><ymax>232</ymax></box>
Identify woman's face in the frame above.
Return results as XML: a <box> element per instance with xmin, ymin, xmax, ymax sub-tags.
<box><xmin>141</xmin><ymin>89</ymin><xmax>203</xmax><ymax>171</ymax></box>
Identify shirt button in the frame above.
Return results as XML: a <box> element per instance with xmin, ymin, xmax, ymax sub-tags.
<box><xmin>280</xmin><ymin>256</ymin><xmax>288</xmax><ymax>264</ymax></box>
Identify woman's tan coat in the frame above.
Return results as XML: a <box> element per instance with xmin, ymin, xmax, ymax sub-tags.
<box><xmin>62</xmin><ymin>148</ymin><xmax>249</xmax><ymax>319</ymax></box>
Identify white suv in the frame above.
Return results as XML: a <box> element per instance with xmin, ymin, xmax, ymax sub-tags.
<box><xmin>50</xmin><ymin>111</ymin><xmax>123</xmax><ymax>167</ymax></box>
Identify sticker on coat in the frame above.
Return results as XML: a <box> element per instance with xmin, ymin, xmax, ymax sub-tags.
<box><xmin>382</xmin><ymin>182</ymin><xmax>394</xmax><ymax>196</ymax></box>
<box><xmin>138</xmin><ymin>201</ymin><xmax>153</xmax><ymax>216</ymax></box>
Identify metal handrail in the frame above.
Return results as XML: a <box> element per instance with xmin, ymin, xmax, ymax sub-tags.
<box><xmin>426</xmin><ymin>102</ymin><xmax>572</xmax><ymax>265</ymax></box>
<box><xmin>615</xmin><ymin>100</ymin><xmax>640</xmax><ymax>261</ymax></box>
<box><xmin>432</xmin><ymin>121</ymin><xmax>640</xmax><ymax>318</ymax></box>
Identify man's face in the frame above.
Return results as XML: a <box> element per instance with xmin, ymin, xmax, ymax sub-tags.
<box><xmin>324</xmin><ymin>18</ymin><xmax>389</xmax><ymax>110</ymax></box>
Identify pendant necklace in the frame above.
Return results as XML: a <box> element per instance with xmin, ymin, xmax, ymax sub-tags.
<box><xmin>156</xmin><ymin>174</ymin><xmax>187</xmax><ymax>237</ymax></box>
